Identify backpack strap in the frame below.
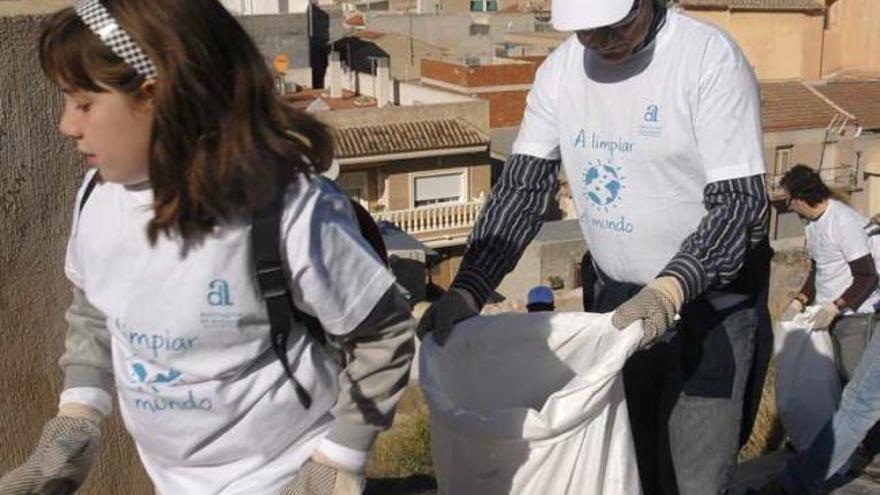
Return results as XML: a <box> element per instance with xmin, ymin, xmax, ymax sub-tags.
<box><xmin>349</xmin><ymin>199</ymin><xmax>388</xmax><ymax>265</ymax></box>
<box><xmin>78</xmin><ymin>172</ymin><xmax>100</xmax><ymax>216</ymax></box>
<box><xmin>251</xmin><ymin>201</ymin><xmax>325</xmax><ymax>410</ymax></box>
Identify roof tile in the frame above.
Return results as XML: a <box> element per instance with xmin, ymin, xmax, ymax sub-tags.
<box><xmin>334</xmin><ymin>118</ymin><xmax>488</xmax><ymax>158</ymax></box>
<box><xmin>760</xmin><ymin>81</ymin><xmax>840</xmax><ymax>131</ymax></box>
<box><xmin>680</xmin><ymin>0</ymin><xmax>824</xmax><ymax>11</ymax></box>
<box><xmin>812</xmin><ymin>81</ymin><xmax>880</xmax><ymax>130</ymax></box>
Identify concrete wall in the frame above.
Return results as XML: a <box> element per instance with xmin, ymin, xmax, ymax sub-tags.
<box><xmin>496</xmin><ymin>222</ymin><xmax>585</xmax><ymax>300</ymax></box>
<box><xmin>822</xmin><ymin>0</ymin><xmax>880</xmax><ymax>76</ymax></box>
<box><xmin>0</xmin><ymin>7</ymin><xmax>153</xmax><ymax>494</ymax></box>
<box><xmin>237</xmin><ymin>13</ymin><xmax>314</xmax><ymax>70</ymax></box>
<box><xmin>763</xmin><ymin>129</ymin><xmax>827</xmax><ymax>176</ymax></box>
<box><xmin>683</xmin><ymin>8</ymin><xmax>824</xmax><ymax>80</ymax></box>
<box><xmin>857</xmin><ymin>134</ymin><xmax>880</xmax><ymax>217</ymax></box>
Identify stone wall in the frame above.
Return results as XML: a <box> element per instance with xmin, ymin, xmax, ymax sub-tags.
<box><xmin>0</xmin><ymin>7</ymin><xmax>153</xmax><ymax>494</ymax></box>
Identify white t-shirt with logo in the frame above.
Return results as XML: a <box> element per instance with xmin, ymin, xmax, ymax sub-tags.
<box><xmin>513</xmin><ymin>9</ymin><xmax>765</xmax><ymax>285</ymax></box>
<box><xmin>806</xmin><ymin>199</ymin><xmax>880</xmax><ymax>313</ymax></box>
<box><xmin>64</xmin><ymin>171</ymin><xmax>395</xmax><ymax>494</ymax></box>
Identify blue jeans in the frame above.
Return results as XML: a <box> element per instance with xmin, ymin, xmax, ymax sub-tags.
<box><xmin>779</xmin><ymin>318</ymin><xmax>880</xmax><ymax>493</ymax></box>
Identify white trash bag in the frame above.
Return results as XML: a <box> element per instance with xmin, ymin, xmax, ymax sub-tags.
<box><xmin>774</xmin><ymin>306</ymin><xmax>842</xmax><ymax>451</ymax></box>
<box><xmin>419</xmin><ymin>312</ymin><xmax>643</xmax><ymax>495</ymax></box>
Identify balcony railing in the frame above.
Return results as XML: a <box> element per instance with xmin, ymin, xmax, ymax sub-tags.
<box><xmin>769</xmin><ymin>164</ymin><xmax>857</xmax><ymax>194</ymax></box>
<box><xmin>374</xmin><ymin>199</ymin><xmax>485</xmax><ymax>235</ymax></box>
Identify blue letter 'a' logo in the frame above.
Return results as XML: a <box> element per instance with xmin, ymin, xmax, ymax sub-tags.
<box><xmin>207</xmin><ymin>279</ymin><xmax>233</xmax><ymax>306</ymax></box>
<box><xmin>644</xmin><ymin>104</ymin><xmax>659</xmax><ymax>123</ymax></box>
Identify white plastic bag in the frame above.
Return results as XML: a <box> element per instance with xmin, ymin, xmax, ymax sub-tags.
<box><xmin>774</xmin><ymin>306</ymin><xmax>842</xmax><ymax>451</ymax></box>
<box><xmin>419</xmin><ymin>312</ymin><xmax>643</xmax><ymax>495</ymax></box>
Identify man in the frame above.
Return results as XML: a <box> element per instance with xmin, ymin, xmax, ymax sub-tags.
<box><xmin>752</xmin><ymin>165</ymin><xmax>879</xmax><ymax>495</ymax></box>
<box><xmin>780</xmin><ymin>164</ymin><xmax>878</xmax><ymax>327</ymax></box>
<box><xmin>417</xmin><ymin>1</ymin><xmax>772</xmax><ymax>493</ymax></box>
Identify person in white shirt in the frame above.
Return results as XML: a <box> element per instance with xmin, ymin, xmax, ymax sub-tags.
<box><xmin>781</xmin><ymin>164</ymin><xmax>879</xmax><ymax>324</ymax></box>
<box><xmin>753</xmin><ymin>164</ymin><xmax>880</xmax><ymax>495</ymax></box>
<box><xmin>418</xmin><ymin>0</ymin><xmax>772</xmax><ymax>493</ymax></box>
<box><xmin>0</xmin><ymin>1</ymin><xmax>414</xmax><ymax>494</ymax></box>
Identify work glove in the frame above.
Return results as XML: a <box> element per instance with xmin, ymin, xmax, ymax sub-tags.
<box><xmin>280</xmin><ymin>452</ymin><xmax>365</xmax><ymax>495</ymax></box>
<box><xmin>416</xmin><ymin>288</ymin><xmax>480</xmax><ymax>346</ymax></box>
<box><xmin>611</xmin><ymin>276</ymin><xmax>684</xmax><ymax>349</ymax></box>
<box><xmin>0</xmin><ymin>405</ymin><xmax>102</xmax><ymax>495</ymax></box>
<box><xmin>809</xmin><ymin>303</ymin><xmax>839</xmax><ymax>330</ymax></box>
<box><xmin>781</xmin><ymin>298</ymin><xmax>805</xmax><ymax>322</ymax></box>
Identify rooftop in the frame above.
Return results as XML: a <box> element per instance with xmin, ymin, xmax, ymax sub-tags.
<box><xmin>812</xmin><ymin>81</ymin><xmax>880</xmax><ymax>130</ymax></box>
<box><xmin>283</xmin><ymin>89</ymin><xmax>377</xmax><ymax>111</ymax></box>
<box><xmin>333</xmin><ymin>118</ymin><xmax>488</xmax><ymax>158</ymax></box>
<box><xmin>679</xmin><ymin>0</ymin><xmax>825</xmax><ymax>11</ymax></box>
<box><xmin>760</xmin><ymin>81</ymin><xmax>840</xmax><ymax>132</ymax></box>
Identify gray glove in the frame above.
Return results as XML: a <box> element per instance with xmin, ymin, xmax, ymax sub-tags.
<box><xmin>611</xmin><ymin>277</ymin><xmax>684</xmax><ymax>349</ymax></box>
<box><xmin>0</xmin><ymin>415</ymin><xmax>101</xmax><ymax>495</ymax></box>
<box><xmin>809</xmin><ymin>302</ymin><xmax>840</xmax><ymax>330</ymax></box>
<box><xmin>280</xmin><ymin>458</ymin><xmax>364</xmax><ymax>495</ymax></box>
<box><xmin>416</xmin><ymin>288</ymin><xmax>480</xmax><ymax>346</ymax></box>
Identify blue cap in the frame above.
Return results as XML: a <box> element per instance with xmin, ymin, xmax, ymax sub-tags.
<box><xmin>527</xmin><ymin>286</ymin><xmax>554</xmax><ymax>306</ymax></box>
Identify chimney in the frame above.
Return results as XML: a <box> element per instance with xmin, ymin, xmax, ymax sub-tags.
<box><xmin>328</xmin><ymin>51</ymin><xmax>343</xmax><ymax>99</ymax></box>
<box><xmin>375</xmin><ymin>57</ymin><xmax>391</xmax><ymax>107</ymax></box>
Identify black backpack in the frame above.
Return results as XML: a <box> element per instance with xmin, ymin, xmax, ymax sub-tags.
<box><xmin>79</xmin><ymin>174</ymin><xmax>389</xmax><ymax>408</ymax></box>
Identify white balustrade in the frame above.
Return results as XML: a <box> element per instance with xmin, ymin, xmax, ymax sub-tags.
<box><xmin>374</xmin><ymin>199</ymin><xmax>485</xmax><ymax>235</ymax></box>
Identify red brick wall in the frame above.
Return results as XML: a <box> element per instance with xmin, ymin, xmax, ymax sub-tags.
<box><xmin>421</xmin><ymin>58</ymin><xmax>538</xmax><ymax>87</ymax></box>
<box><xmin>479</xmin><ymin>90</ymin><xmax>529</xmax><ymax>128</ymax></box>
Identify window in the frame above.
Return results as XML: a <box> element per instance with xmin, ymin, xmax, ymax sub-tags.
<box><xmin>413</xmin><ymin>172</ymin><xmax>464</xmax><ymax>208</ymax></box>
<box><xmin>534</xmin><ymin>21</ymin><xmax>552</xmax><ymax>32</ymax></box>
<box><xmin>470</xmin><ymin>0</ymin><xmax>483</xmax><ymax>11</ymax></box>
<box><xmin>486</xmin><ymin>0</ymin><xmax>497</xmax><ymax>11</ymax></box>
<box><xmin>774</xmin><ymin>146</ymin><xmax>793</xmax><ymax>176</ymax></box>
<box><xmin>469</xmin><ymin>23</ymin><xmax>490</xmax><ymax>36</ymax></box>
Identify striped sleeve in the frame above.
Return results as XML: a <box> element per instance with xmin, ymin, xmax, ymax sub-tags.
<box><xmin>660</xmin><ymin>174</ymin><xmax>769</xmax><ymax>302</ymax></box>
<box><xmin>451</xmin><ymin>153</ymin><xmax>561</xmax><ymax>306</ymax></box>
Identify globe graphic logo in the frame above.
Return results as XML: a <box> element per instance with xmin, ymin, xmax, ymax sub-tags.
<box><xmin>584</xmin><ymin>164</ymin><xmax>623</xmax><ymax>208</ymax></box>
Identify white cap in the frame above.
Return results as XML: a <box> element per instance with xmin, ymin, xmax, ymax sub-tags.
<box><xmin>551</xmin><ymin>0</ymin><xmax>636</xmax><ymax>32</ymax></box>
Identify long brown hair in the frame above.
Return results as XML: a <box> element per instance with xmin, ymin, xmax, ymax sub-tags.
<box><xmin>39</xmin><ymin>0</ymin><xmax>333</xmax><ymax>242</ymax></box>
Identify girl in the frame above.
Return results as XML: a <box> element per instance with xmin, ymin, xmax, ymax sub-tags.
<box><xmin>0</xmin><ymin>1</ymin><xmax>414</xmax><ymax>494</ymax></box>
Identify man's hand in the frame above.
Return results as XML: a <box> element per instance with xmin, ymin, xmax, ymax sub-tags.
<box><xmin>781</xmin><ymin>298</ymin><xmax>805</xmax><ymax>322</ymax></box>
<box><xmin>416</xmin><ymin>288</ymin><xmax>480</xmax><ymax>346</ymax></box>
<box><xmin>0</xmin><ymin>405</ymin><xmax>102</xmax><ymax>495</ymax></box>
<box><xmin>611</xmin><ymin>277</ymin><xmax>684</xmax><ymax>348</ymax></box>
<box><xmin>810</xmin><ymin>303</ymin><xmax>839</xmax><ymax>330</ymax></box>
<box><xmin>281</xmin><ymin>453</ymin><xmax>365</xmax><ymax>495</ymax></box>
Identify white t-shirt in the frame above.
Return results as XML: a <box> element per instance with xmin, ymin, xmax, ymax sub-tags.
<box><xmin>64</xmin><ymin>171</ymin><xmax>395</xmax><ymax>494</ymax></box>
<box><xmin>513</xmin><ymin>9</ymin><xmax>765</xmax><ymax>285</ymax></box>
<box><xmin>806</xmin><ymin>199</ymin><xmax>879</xmax><ymax>313</ymax></box>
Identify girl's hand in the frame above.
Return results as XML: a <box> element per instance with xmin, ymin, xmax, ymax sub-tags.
<box><xmin>0</xmin><ymin>412</ymin><xmax>101</xmax><ymax>495</ymax></box>
<box><xmin>281</xmin><ymin>453</ymin><xmax>365</xmax><ymax>495</ymax></box>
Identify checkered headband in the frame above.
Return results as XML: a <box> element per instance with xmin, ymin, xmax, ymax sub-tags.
<box><xmin>74</xmin><ymin>0</ymin><xmax>158</xmax><ymax>80</ymax></box>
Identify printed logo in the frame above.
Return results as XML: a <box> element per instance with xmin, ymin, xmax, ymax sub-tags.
<box><xmin>639</xmin><ymin>104</ymin><xmax>662</xmax><ymax>137</ymax></box>
<box><xmin>129</xmin><ymin>361</ymin><xmax>213</xmax><ymax>413</ymax></box>
<box><xmin>583</xmin><ymin>160</ymin><xmax>625</xmax><ymax>212</ymax></box>
<box><xmin>207</xmin><ymin>279</ymin><xmax>233</xmax><ymax>306</ymax></box>
<box><xmin>130</xmin><ymin>362</ymin><xmax>183</xmax><ymax>393</ymax></box>
<box><xmin>644</xmin><ymin>104</ymin><xmax>659</xmax><ymax>123</ymax></box>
